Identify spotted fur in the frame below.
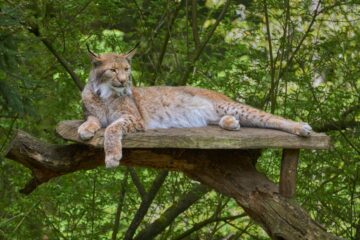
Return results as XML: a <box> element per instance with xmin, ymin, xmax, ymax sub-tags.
<box><xmin>79</xmin><ymin>51</ymin><xmax>313</xmax><ymax>168</ymax></box>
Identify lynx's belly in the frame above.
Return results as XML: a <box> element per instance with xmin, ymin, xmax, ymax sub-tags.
<box><xmin>145</xmin><ymin>95</ymin><xmax>219</xmax><ymax>129</ymax></box>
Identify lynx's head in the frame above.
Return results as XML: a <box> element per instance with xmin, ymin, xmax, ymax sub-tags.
<box><xmin>88</xmin><ymin>47</ymin><xmax>136</xmax><ymax>99</ymax></box>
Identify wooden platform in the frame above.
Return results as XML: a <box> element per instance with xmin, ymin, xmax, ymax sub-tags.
<box><xmin>57</xmin><ymin>120</ymin><xmax>331</xmax><ymax>150</ymax></box>
<box><xmin>56</xmin><ymin>120</ymin><xmax>331</xmax><ymax>199</ymax></box>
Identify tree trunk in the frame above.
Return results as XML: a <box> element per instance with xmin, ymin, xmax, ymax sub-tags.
<box><xmin>5</xmin><ymin>130</ymin><xmax>341</xmax><ymax>240</ymax></box>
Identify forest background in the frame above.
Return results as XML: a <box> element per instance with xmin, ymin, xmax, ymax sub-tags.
<box><xmin>0</xmin><ymin>0</ymin><xmax>360</xmax><ymax>239</ymax></box>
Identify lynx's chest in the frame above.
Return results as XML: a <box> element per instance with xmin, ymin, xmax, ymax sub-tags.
<box><xmin>99</xmin><ymin>95</ymin><xmax>139</xmax><ymax>126</ymax></box>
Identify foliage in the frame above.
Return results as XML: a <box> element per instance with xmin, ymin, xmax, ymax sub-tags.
<box><xmin>1</xmin><ymin>0</ymin><xmax>360</xmax><ymax>239</ymax></box>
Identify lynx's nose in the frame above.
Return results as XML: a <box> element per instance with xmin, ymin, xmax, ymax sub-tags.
<box><xmin>117</xmin><ymin>73</ymin><xmax>127</xmax><ymax>84</ymax></box>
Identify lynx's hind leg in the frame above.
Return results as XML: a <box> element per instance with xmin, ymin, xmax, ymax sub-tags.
<box><xmin>215</xmin><ymin>101</ymin><xmax>312</xmax><ymax>137</ymax></box>
<box><xmin>78</xmin><ymin>116</ymin><xmax>101</xmax><ymax>140</ymax></box>
<box><xmin>219</xmin><ymin>115</ymin><xmax>240</xmax><ymax>131</ymax></box>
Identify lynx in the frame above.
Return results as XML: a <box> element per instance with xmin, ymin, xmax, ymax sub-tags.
<box><xmin>78</xmin><ymin>48</ymin><xmax>312</xmax><ymax>168</ymax></box>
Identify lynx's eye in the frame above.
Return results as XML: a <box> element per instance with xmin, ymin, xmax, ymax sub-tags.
<box><xmin>124</xmin><ymin>67</ymin><xmax>129</xmax><ymax>71</ymax></box>
<box><xmin>110</xmin><ymin>69</ymin><xmax>116</xmax><ymax>72</ymax></box>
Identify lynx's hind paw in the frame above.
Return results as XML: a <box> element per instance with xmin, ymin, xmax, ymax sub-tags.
<box><xmin>219</xmin><ymin>115</ymin><xmax>240</xmax><ymax>131</ymax></box>
<box><xmin>78</xmin><ymin>120</ymin><xmax>101</xmax><ymax>140</ymax></box>
<box><xmin>78</xmin><ymin>128</ymin><xmax>95</xmax><ymax>140</ymax></box>
<box><xmin>296</xmin><ymin>122</ymin><xmax>313</xmax><ymax>137</ymax></box>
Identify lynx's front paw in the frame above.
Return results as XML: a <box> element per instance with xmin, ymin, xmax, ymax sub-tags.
<box><xmin>78</xmin><ymin>121</ymin><xmax>101</xmax><ymax>140</ymax></box>
<box><xmin>105</xmin><ymin>150</ymin><xmax>122</xmax><ymax>168</ymax></box>
<box><xmin>295</xmin><ymin>122</ymin><xmax>313</xmax><ymax>137</ymax></box>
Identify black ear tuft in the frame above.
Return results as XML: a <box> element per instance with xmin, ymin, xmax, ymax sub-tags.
<box><xmin>125</xmin><ymin>42</ymin><xmax>140</xmax><ymax>60</ymax></box>
<box><xmin>86</xmin><ymin>44</ymin><xmax>102</xmax><ymax>66</ymax></box>
<box><xmin>86</xmin><ymin>44</ymin><xmax>99</xmax><ymax>57</ymax></box>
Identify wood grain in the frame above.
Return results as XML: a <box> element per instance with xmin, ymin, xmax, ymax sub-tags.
<box><xmin>56</xmin><ymin>120</ymin><xmax>331</xmax><ymax>150</ymax></box>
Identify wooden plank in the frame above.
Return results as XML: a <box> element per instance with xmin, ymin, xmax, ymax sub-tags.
<box><xmin>279</xmin><ymin>149</ymin><xmax>300</xmax><ymax>198</ymax></box>
<box><xmin>56</xmin><ymin>120</ymin><xmax>331</xmax><ymax>150</ymax></box>
<box><xmin>56</xmin><ymin>120</ymin><xmax>330</xmax><ymax>150</ymax></box>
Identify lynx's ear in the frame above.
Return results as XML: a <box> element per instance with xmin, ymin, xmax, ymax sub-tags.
<box><xmin>86</xmin><ymin>44</ymin><xmax>102</xmax><ymax>66</ymax></box>
<box><xmin>124</xmin><ymin>42</ymin><xmax>139</xmax><ymax>61</ymax></box>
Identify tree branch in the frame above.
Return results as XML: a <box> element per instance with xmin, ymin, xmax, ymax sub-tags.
<box><xmin>154</xmin><ymin>2</ymin><xmax>182</xmax><ymax>81</ymax></box>
<box><xmin>129</xmin><ymin>167</ymin><xmax>147</xmax><ymax>200</ymax></box>
<box><xmin>191</xmin><ymin>0</ymin><xmax>200</xmax><ymax>50</ymax></box>
<box><xmin>173</xmin><ymin>214</ymin><xmax>246</xmax><ymax>240</ymax></box>
<box><xmin>27</xmin><ymin>25</ymin><xmax>84</xmax><ymax>91</ymax></box>
<box><xmin>179</xmin><ymin>0</ymin><xmax>231</xmax><ymax>85</ymax></box>
<box><xmin>262</xmin><ymin>0</ymin><xmax>320</xmax><ymax>109</ymax></box>
<box><xmin>111</xmin><ymin>169</ymin><xmax>129</xmax><ymax>240</ymax></box>
<box><xmin>278</xmin><ymin>0</ymin><xmax>322</xmax><ymax>80</ymax></box>
<box><xmin>314</xmin><ymin>120</ymin><xmax>360</xmax><ymax>132</ymax></box>
<box><xmin>134</xmin><ymin>184</ymin><xmax>210</xmax><ymax>240</ymax></box>
<box><xmin>340</xmin><ymin>103</ymin><xmax>360</xmax><ymax>119</ymax></box>
<box><xmin>263</xmin><ymin>0</ymin><xmax>276</xmax><ymax>113</ymax></box>
<box><xmin>123</xmin><ymin>170</ymin><xmax>169</xmax><ymax>240</ymax></box>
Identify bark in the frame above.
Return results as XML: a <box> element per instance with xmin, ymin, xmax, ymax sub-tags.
<box><xmin>5</xmin><ymin>130</ymin><xmax>341</xmax><ymax>240</ymax></box>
